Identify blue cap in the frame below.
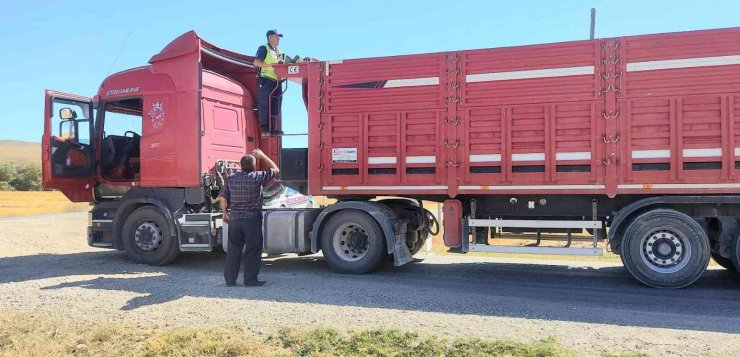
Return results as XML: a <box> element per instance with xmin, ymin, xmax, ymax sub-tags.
<box><xmin>266</xmin><ymin>29</ymin><xmax>283</xmax><ymax>37</ymax></box>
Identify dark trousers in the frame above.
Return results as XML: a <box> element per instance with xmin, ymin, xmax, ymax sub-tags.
<box><xmin>257</xmin><ymin>77</ymin><xmax>282</xmax><ymax>129</ymax></box>
<box><xmin>224</xmin><ymin>217</ymin><xmax>263</xmax><ymax>284</ymax></box>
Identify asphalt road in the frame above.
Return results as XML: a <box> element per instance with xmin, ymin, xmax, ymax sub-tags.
<box><xmin>2</xmin><ymin>213</ymin><xmax>740</xmax><ymax>356</ymax></box>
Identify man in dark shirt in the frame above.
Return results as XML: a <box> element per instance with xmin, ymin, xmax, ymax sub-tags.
<box><xmin>219</xmin><ymin>148</ymin><xmax>280</xmax><ymax>286</ymax></box>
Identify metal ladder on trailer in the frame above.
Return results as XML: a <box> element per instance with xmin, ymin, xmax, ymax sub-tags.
<box><xmin>463</xmin><ymin>200</ymin><xmax>604</xmax><ymax>256</ymax></box>
<box><xmin>464</xmin><ymin>218</ymin><xmax>604</xmax><ymax>256</ymax></box>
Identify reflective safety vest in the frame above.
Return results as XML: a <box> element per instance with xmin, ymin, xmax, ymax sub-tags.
<box><xmin>260</xmin><ymin>43</ymin><xmax>283</xmax><ymax>81</ymax></box>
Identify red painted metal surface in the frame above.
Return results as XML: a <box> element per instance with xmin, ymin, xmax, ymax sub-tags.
<box><xmin>442</xmin><ymin>199</ymin><xmax>462</xmax><ymax>248</ymax></box>
<box><xmin>43</xmin><ymin>27</ymin><xmax>740</xmax><ymax>201</ymax></box>
<box><xmin>42</xmin><ymin>90</ymin><xmax>95</xmax><ymax>202</ymax></box>
<box><xmin>299</xmin><ymin>27</ymin><xmax>740</xmax><ymax>198</ymax></box>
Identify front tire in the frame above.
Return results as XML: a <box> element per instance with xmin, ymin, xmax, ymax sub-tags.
<box><xmin>620</xmin><ymin>209</ymin><xmax>709</xmax><ymax>288</ymax></box>
<box><xmin>121</xmin><ymin>207</ymin><xmax>179</xmax><ymax>265</ymax></box>
<box><xmin>320</xmin><ymin>210</ymin><xmax>386</xmax><ymax>274</ymax></box>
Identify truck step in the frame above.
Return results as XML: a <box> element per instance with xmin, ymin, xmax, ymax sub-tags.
<box><xmin>468</xmin><ymin>244</ymin><xmax>603</xmax><ymax>256</ymax></box>
<box><xmin>468</xmin><ymin>219</ymin><xmax>602</xmax><ymax>229</ymax></box>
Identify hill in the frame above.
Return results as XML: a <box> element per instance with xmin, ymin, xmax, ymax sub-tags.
<box><xmin>0</xmin><ymin>140</ymin><xmax>40</xmax><ymax>165</ymax></box>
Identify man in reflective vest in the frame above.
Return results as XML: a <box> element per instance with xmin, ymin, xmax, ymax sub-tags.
<box><xmin>254</xmin><ymin>29</ymin><xmax>287</xmax><ymax>136</ymax></box>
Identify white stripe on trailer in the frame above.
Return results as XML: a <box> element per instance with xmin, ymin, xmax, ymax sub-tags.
<box><xmin>468</xmin><ymin>245</ymin><xmax>603</xmax><ymax>256</ymax></box>
<box><xmin>470</xmin><ymin>154</ymin><xmax>502</xmax><ymax>162</ymax></box>
<box><xmin>466</xmin><ymin>65</ymin><xmax>594</xmax><ymax>83</ymax></box>
<box><xmin>325</xmin><ymin>60</ymin><xmax>344</xmax><ymax>76</ymax></box>
<box><xmin>618</xmin><ymin>183</ymin><xmax>740</xmax><ymax>189</ymax></box>
<box><xmin>406</xmin><ymin>156</ymin><xmax>436</xmax><ymax>164</ymax></box>
<box><xmin>512</xmin><ymin>153</ymin><xmax>545</xmax><ymax>161</ymax></box>
<box><xmin>626</xmin><ymin>54</ymin><xmax>740</xmax><ymax>72</ymax></box>
<box><xmin>632</xmin><ymin>149</ymin><xmax>671</xmax><ymax>159</ymax></box>
<box><xmin>384</xmin><ymin>77</ymin><xmax>440</xmax><ymax>88</ymax></box>
<box><xmin>458</xmin><ymin>184</ymin><xmax>605</xmax><ymax>190</ymax></box>
<box><xmin>323</xmin><ymin>185</ymin><xmax>448</xmax><ymax>191</ymax></box>
<box><xmin>683</xmin><ymin>148</ymin><xmax>722</xmax><ymax>158</ymax></box>
<box><xmin>368</xmin><ymin>156</ymin><xmax>397</xmax><ymax>164</ymax></box>
<box><xmin>468</xmin><ymin>219</ymin><xmax>602</xmax><ymax>229</ymax></box>
<box><xmin>556</xmin><ymin>152</ymin><xmax>591</xmax><ymax>160</ymax></box>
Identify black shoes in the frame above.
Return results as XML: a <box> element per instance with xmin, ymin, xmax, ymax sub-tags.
<box><xmin>244</xmin><ymin>280</ymin><xmax>267</xmax><ymax>287</ymax></box>
<box><xmin>226</xmin><ymin>280</ymin><xmax>266</xmax><ymax>287</ymax></box>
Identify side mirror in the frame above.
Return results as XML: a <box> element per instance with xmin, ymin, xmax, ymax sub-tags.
<box><xmin>59</xmin><ymin>107</ymin><xmax>77</xmax><ymax>120</ymax></box>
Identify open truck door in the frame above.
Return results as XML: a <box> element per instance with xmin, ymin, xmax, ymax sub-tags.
<box><xmin>42</xmin><ymin>90</ymin><xmax>95</xmax><ymax>202</ymax></box>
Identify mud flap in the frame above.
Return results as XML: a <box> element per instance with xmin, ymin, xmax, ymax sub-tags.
<box><xmin>393</xmin><ymin>233</ymin><xmax>413</xmax><ymax>267</ymax></box>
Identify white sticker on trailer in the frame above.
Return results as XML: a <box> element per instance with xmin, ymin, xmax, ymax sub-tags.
<box><xmin>332</xmin><ymin>148</ymin><xmax>358</xmax><ymax>163</ymax></box>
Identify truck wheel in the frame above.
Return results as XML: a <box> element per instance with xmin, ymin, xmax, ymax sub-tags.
<box><xmin>620</xmin><ymin>209</ymin><xmax>709</xmax><ymax>288</ymax></box>
<box><xmin>732</xmin><ymin>234</ymin><xmax>740</xmax><ymax>273</ymax></box>
<box><xmin>121</xmin><ymin>207</ymin><xmax>179</xmax><ymax>265</ymax></box>
<box><xmin>320</xmin><ymin>210</ymin><xmax>386</xmax><ymax>274</ymax></box>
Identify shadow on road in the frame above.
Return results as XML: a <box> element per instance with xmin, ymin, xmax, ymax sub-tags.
<box><xmin>2</xmin><ymin>250</ymin><xmax>740</xmax><ymax>333</ymax></box>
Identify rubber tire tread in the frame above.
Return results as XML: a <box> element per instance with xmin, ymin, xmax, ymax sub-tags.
<box><xmin>620</xmin><ymin>209</ymin><xmax>710</xmax><ymax>288</ymax></box>
<box><xmin>121</xmin><ymin>206</ymin><xmax>180</xmax><ymax>266</ymax></box>
<box><xmin>320</xmin><ymin>210</ymin><xmax>387</xmax><ymax>274</ymax></box>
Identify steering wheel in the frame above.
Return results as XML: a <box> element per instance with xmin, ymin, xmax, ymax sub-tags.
<box><xmin>124</xmin><ymin>131</ymin><xmax>140</xmax><ymax>138</ymax></box>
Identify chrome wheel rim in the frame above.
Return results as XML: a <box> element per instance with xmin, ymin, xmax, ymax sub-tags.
<box><xmin>134</xmin><ymin>221</ymin><xmax>163</xmax><ymax>252</ymax></box>
<box><xmin>332</xmin><ymin>222</ymin><xmax>369</xmax><ymax>262</ymax></box>
<box><xmin>640</xmin><ymin>228</ymin><xmax>691</xmax><ymax>274</ymax></box>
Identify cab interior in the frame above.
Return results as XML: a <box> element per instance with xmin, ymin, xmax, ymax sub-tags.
<box><xmin>100</xmin><ymin>98</ymin><xmax>142</xmax><ymax>182</ymax></box>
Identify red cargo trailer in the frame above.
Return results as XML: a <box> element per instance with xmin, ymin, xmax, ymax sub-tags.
<box><xmin>43</xmin><ymin>27</ymin><xmax>740</xmax><ymax>288</ymax></box>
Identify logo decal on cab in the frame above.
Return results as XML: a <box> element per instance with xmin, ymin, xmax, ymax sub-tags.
<box><xmin>148</xmin><ymin>102</ymin><xmax>165</xmax><ymax>128</ymax></box>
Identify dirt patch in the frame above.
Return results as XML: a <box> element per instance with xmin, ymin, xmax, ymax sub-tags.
<box><xmin>0</xmin><ymin>191</ymin><xmax>89</xmax><ymax>217</ymax></box>
<box><xmin>1</xmin><ymin>214</ymin><xmax>739</xmax><ymax>357</ymax></box>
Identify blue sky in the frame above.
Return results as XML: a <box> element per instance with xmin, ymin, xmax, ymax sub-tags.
<box><xmin>1</xmin><ymin>0</ymin><xmax>738</xmax><ymax>148</ymax></box>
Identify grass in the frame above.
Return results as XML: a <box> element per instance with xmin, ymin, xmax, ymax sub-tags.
<box><xmin>0</xmin><ymin>191</ymin><xmax>89</xmax><ymax>217</ymax></box>
<box><xmin>0</xmin><ymin>308</ymin><xmax>647</xmax><ymax>357</ymax></box>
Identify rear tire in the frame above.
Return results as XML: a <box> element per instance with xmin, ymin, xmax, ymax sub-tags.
<box><xmin>620</xmin><ymin>209</ymin><xmax>709</xmax><ymax>288</ymax></box>
<box><xmin>733</xmin><ymin>233</ymin><xmax>740</xmax><ymax>273</ymax></box>
<box><xmin>320</xmin><ymin>210</ymin><xmax>386</xmax><ymax>274</ymax></box>
<box><xmin>121</xmin><ymin>207</ymin><xmax>179</xmax><ymax>265</ymax></box>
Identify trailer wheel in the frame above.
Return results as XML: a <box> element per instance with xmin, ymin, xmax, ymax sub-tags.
<box><xmin>732</xmin><ymin>234</ymin><xmax>740</xmax><ymax>273</ymax></box>
<box><xmin>121</xmin><ymin>207</ymin><xmax>179</xmax><ymax>265</ymax></box>
<box><xmin>320</xmin><ymin>210</ymin><xmax>386</xmax><ymax>274</ymax></box>
<box><xmin>620</xmin><ymin>209</ymin><xmax>709</xmax><ymax>288</ymax></box>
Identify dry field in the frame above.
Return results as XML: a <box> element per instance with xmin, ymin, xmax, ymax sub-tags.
<box><xmin>0</xmin><ymin>191</ymin><xmax>89</xmax><ymax>217</ymax></box>
<box><xmin>0</xmin><ymin>140</ymin><xmax>39</xmax><ymax>165</ymax></box>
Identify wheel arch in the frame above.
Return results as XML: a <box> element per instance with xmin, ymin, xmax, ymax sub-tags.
<box><xmin>310</xmin><ymin>201</ymin><xmax>402</xmax><ymax>255</ymax></box>
<box><xmin>608</xmin><ymin>196</ymin><xmax>740</xmax><ymax>253</ymax></box>
<box><xmin>112</xmin><ymin>199</ymin><xmax>178</xmax><ymax>249</ymax></box>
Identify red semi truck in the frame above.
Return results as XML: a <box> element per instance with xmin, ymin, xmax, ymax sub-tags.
<box><xmin>43</xmin><ymin>27</ymin><xmax>740</xmax><ymax>288</ymax></box>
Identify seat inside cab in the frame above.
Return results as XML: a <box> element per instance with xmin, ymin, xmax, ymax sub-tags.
<box><xmin>100</xmin><ymin>98</ymin><xmax>142</xmax><ymax>182</ymax></box>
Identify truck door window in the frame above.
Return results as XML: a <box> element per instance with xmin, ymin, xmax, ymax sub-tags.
<box><xmin>100</xmin><ymin>98</ymin><xmax>143</xmax><ymax>181</ymax></box>
<box><xmin>50</xmin><ymin>99</ymin><xmax>92</xmax><ymax>176</ymax></box>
